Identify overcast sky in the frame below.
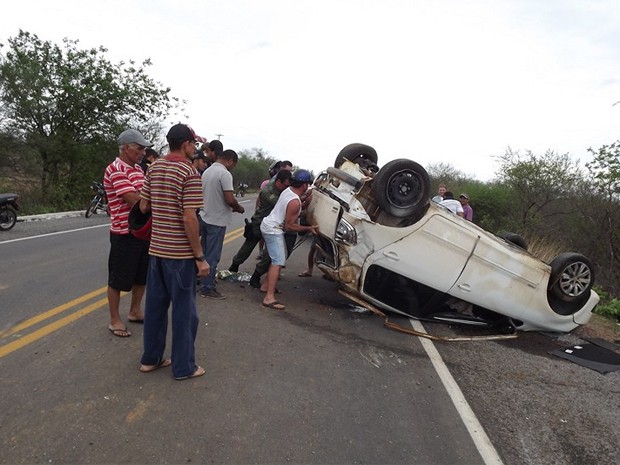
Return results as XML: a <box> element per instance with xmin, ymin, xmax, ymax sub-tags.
<box><xmin>1</xmin><ymin>0</ymin><xmax>619</xmax><ymax>180</ymax></box>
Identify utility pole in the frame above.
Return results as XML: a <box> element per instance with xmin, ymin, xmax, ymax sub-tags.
<box><xmin>215</xmin><ymin>133</ymin><xmax>224</xmax><ymax>140</ymax></box>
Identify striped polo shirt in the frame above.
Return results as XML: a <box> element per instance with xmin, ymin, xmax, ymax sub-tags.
<box><xmin>103</xmin><ymin>157</ymin><xmax>144</xmax><ymax>234</ymax></box>
<box><xmin>141</xmin><ymin>156</ymin><xmax>203</xmax><ymax>259</ymax></box>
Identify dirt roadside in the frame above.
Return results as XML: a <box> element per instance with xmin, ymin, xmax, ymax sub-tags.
<box><xmin>575</xmin><ymin>313</ymin><xmax>620</xmax><ymax>342</ymax></box>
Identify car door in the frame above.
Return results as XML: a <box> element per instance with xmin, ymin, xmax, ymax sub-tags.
<box><xmin>306</xmin><ymin>188</ymin><xmax>345</xmax><ymax>268</ymax></box>
<box><xmin>447</xmin><ymin>233</ymin><xmax>547</xmax><ymax>314</ymax></box>
<box><xmin>364</xmin><ymin>213</ymin><xmax>479</xmax><ymax>293</ymax></box>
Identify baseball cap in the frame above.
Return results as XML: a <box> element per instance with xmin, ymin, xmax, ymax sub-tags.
<box><xmin>292</xmin><ymin>169</ymin><xmax>313</xmax><ymax>184</ymax></box>
<box><xmin>459</xmin><ymin>193</ymin><xmax>469</xmax><ymax>199</ymax></box>
<box><xmin>193</xmin><ymin>151</ymin><xmax>208</xmax><ymax>161</ymax></box>
<box><xmin>117</xmin><ymin>129</ymin><xmax>153</xmax><ymax>147</ymax></box>
<box><xmin>166</xmin><ymin>124</ymin><xmax>206</xmax><ymax>144</ymax></box>
<box><xmin>268</xmin><ymin>161</ymin><xmax>282</xmax><ymax>178</ymax></box>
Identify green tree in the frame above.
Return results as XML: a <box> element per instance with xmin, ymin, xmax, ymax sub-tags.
<box><xmin>0</xmin><ymin>30</ymin><xmax>179</xmax><ymax>208</ymax></box>
<box><xmin>426</xmin><ymin>161</ymin><xmax>470</xmax><ymax>194</ymax></box>
<box><xmin>233</xmin><ymin>148</ymin><xmax>275</xmax><ymax>189</ymax></box>
<box><xmin>460</xmin><ymin>181</ymin><xmax>519</xmax><ymax>232</ymax></box>
<box><xmin>426</xmin><ymin>161</ymin><xmax>468</xmax><ymax>185</ymax></box>
<box><xmin>580</xmin><ymin>142</ymin><xmax>620</xmax><ymax>293</ymax></box>
<box><xmin>586</xmin><ymin>141</ymin><xmax>620</xmax><ymax>201</ymax></box>
<box><xmin>493</xmin><ymin>148</ymin><xmax>583</xmax><ymax>234</ymax></box>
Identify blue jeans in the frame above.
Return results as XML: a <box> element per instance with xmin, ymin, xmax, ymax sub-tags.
<box><xmin>200</xmin><ymin>221</ymin><xmax>226</xmax><ymax>293</ymax></box>
<box><xmin>141</xmin><ymin>256</ymin><xmax>199</xmax><ymax>379</ymax></box>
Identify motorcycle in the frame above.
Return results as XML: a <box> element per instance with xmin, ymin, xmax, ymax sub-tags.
<box><xmin>235</xmin><ymin>183</ymin><xmax>248</xmax><ymax>197</ymax></box>
<box><xmin>85</xmin><ymin>181</ymin><xmax>109</xmax><ymax>218</ymax></box>
<box><xmin>0</xmin><ymin>193</ymin><xmax>19</xmax><ymax>231</ymax></box>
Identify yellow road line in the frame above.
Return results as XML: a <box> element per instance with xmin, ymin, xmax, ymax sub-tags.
<box><xmin>223</xmin><ymin>227</ymin><xmax>244</xmax><ymax>244</ymax></box>
<box><xmin>0</xmin><ymin>297</ymin><xmax>108</xmax><ymax>359</ymax></box>
<box><xmin>0</xmin><ymin>286</ymin><xmax>107</xmax><ymax>338</ymax></box>
<box><xmin>0</xmin><ymin>226</ymin><xmax>245</xmax><ymax>358</ymax></box>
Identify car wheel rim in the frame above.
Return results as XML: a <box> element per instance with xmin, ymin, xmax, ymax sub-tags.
<box><xmin>386</xmin><ymin>170</ymin><xmax>423</xmax><ymax>207</ymax></box>
<box><xmin>559</xmin><ymin>261</ymin><xmax>591</xmax><ymax>297</ymax></box>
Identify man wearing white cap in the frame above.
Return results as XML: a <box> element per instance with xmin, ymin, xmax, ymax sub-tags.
<box><xmin>459</xmin><ymin>193</ymin><xmax>473</xmax><ymax>221</ymax></box>
<box><xmin>103</xmin><ymin>128</ymin><xmax>153</xmax><ymax>337</ymax></box>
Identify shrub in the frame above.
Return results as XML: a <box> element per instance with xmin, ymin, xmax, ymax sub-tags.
<box><xmin>592</xmin><ymin>286</ymin><xmax>620</xmax><ymax>321</ymax></box>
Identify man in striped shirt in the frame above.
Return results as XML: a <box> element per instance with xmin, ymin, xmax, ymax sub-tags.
<box><xmin>138</xmin><ymin>123</ymin><xmax>210</xmax><ymax>380</ymax></box>
<box><xmin>104</xmin><ymin>129</ymin><xmax>153</xmax><ymax>338</ymax></box>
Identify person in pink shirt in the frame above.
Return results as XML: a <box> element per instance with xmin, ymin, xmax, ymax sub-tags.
<box><xmin>459</xmin><ymin>193</ymin><xmax>474</xmax><ymax>221</ymax></box>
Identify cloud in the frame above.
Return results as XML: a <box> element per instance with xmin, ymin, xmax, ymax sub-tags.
<box><xmin>1</xmin><ymin>0</ymin><xmax>619</xmax><ymax>180</ymax></box>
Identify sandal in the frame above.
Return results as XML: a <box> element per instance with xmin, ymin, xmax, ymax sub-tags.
<box><xmin>262</xmin><ymin>301</ymin><xmax>286</xmax><ymax>310</ymax></box>
<box><xmin>175</xmin><ymin>366</ymin><xmax>206</xmax><ymax>380</ymax></box>
<box><xmin>108</xmin><ymin>326</ymin><xmax>131</xmax><ymax>337</ymax></box>
<box><xmin>140</xmin><ymin>359</ymin><xmax>172</xmax><ymax>373</ymax></box>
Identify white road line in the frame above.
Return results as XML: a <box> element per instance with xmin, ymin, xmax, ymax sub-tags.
<box><xmin>0</xmin><ymin>224</ymin><xmax>109</xmax><ymax>245</ymax></box>
<box><xmin>409</xmin><ymin>319</ymin><xmax>504</xmax><ymax>465</ymax></box>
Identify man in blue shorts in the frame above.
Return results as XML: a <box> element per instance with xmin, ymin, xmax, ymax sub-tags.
<box><xmin>260</xmin><ymin>170</ymin><xmax>318</xmax><ymax>310</ymax></box>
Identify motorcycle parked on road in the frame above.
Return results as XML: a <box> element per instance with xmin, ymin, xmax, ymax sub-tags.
<box><xmin>0</xmin><ymin>193</ymin><xmax>19</xmax><ymax>231</ymax></box>
<box><xmin>85</xmin><ymin>181</ymin><xmax>109</xmax><ymax>218</ymax></box>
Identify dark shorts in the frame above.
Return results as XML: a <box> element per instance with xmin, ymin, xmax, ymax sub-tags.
<box><xmin>108</xmin><ymin>232</ymin><xmax>150</xmax><ymax>291</ymax></box>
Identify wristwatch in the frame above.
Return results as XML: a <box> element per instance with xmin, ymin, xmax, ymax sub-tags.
<box><xmin>195</xmin><ymin>255</ymin><xmax>206</xmax><ymax>262</ymax></box>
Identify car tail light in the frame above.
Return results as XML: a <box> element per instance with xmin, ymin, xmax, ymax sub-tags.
<box><xmin>335</xmin><ymin>218</ymin><xmax>357</xmax><ymax>245</ymax></box>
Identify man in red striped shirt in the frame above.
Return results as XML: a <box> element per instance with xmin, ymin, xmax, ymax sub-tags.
<box><xmin>138</xmin><ymin>123</ymin><xmax>210</xmax><ymax>380</ymax></box>
<box><xmin>103</xmin><ymin>129</ymin><xmax>153</xmax><ymax>338</ymax></box>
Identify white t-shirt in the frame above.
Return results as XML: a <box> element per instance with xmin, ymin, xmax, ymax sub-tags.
<box><xmin>200</xmin><ymin>162</ymin><xmax>234</xmax><ymax>226</ymax></box>
<box><xmin>260</xmin><ymin>187</ymin><xmax>300</xmax><ymax>235</ymax></box>
<box><xmin>439</xmin><ymin>198</ymin><xmax>464</xmax><ymax>215</ymax></box>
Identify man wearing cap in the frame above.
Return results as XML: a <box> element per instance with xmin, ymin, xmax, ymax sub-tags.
<box><xmin>459</xmin><ymin>193</ymin><xmax>473</xmax><ymax>221</ymax></box>
<box><xmin>260</xmin><ymin>169</ymin><xmax>318</xmax><ymax>310</ymax></box>
<box><xmin>103</xmin><ymin>129</ymin><xmax>153</xmax><ymax>337</ymax></box>
<box><xmin>139</xmin><ymin>123</ymin><xmax>210</xmax><ymax>380</ymax></box>
<box><xmin>198</xmin><ymin>149</ymin><xmax>245</xmax><ymax>299</ymax></box>
<box><xmin>192</xmin><ymin>150</ymin><xmax>209</xmax><ymax>175</ymax></box>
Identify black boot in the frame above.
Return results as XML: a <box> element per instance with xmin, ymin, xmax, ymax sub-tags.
<box><xmin>249</xmin><ymin>272</ymin><xmax>261</xmax><ymax>289</ymax></box>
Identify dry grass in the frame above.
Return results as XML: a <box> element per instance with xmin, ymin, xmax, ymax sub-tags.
<box><xmin>525</xmin><ymin>235</ymin><xmax>566</xmax><ymax>263</ymax></box>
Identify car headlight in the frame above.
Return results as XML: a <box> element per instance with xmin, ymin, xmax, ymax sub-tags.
<box><xmin>335</xmin><ymin>218</ymin><xmax>357</xmax><ymax>245</ymax></box>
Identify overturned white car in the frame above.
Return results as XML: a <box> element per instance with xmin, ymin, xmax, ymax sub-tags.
<box><xmin>307</xmin><ymin>144</ymin><xmax>599</xmax><ymax>333</ymax></box>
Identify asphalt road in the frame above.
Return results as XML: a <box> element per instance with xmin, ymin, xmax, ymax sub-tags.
<box><xmin>1</xmin><ymin>197</ymin><xmax>618</xmax><ymax>465</ymax></box>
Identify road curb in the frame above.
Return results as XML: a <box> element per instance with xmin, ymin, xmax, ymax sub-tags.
<box><xmin>18</xmin><ymin>211</ymin><xmax>86</xmax><ymax>222</ymax></box>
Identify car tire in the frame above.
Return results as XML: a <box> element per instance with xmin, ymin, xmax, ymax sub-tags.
<box><xmin>499</xmin><ymin>232</ymin><xmax>528</xmax><ymax>250</ymax></box>
<box><xmin>371</xmin><ymin>159</ymin><xmax>430</xmax><ymax>218</ymax></box>
<box><xmin>334</xmin><ymin>143</ymin><xmax>378</xmax><ymax>170</ymax></box>
<box><xmin>548</xmin><ymin>252</ymin><xmax>594</xmax><ymax>303</ymax></box>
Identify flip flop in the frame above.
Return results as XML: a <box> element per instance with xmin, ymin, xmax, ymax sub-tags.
<box><xmin>175</xmin><ymin>366</ymin><xmax>206</xmax><ymax>381</ymax></box>
<box><xmin>108</xmin><ymin>326</ymin><xmax>131</xmax><ymax>337</ymax></box>
<box><xmin>139</xmin><ymin>359</ymin><xmax>172</xmax><ymax>373</ymax></box>
<box><xmin>298</xmin><ymin>271</ymin><xmax>312</xmax><ymax>277</ymax></box>
<box><xmin>262</xmin><ymin>301</ymin><xmax>286</xmax><ymax>310</ymax></box>
<box><xmin>259</xmin><ymin>288</ymin><xmax>281</xmax><ymax>294</ymax></box>
<box><xmin>128</xmin><ymin>318</ymin><xmax>144</xmax><ymax>324</ymax></box>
